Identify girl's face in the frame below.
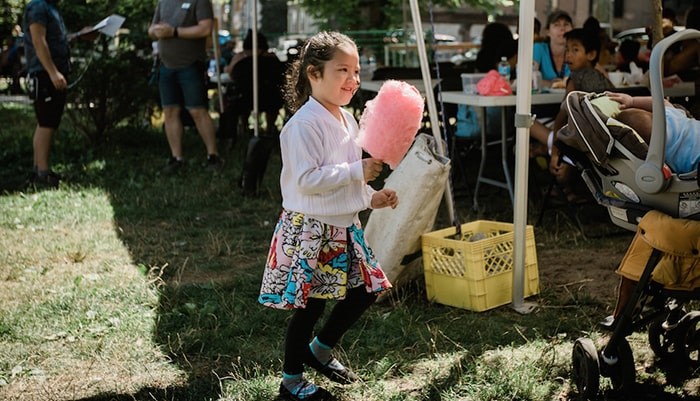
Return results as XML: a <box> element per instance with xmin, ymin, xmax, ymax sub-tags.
<box><xmin>308</xmin><ymin>43</ymin><xmax>360</xmax><ymax>118</ymax></box>
<box><xmin>548</xmin><ymin>18</ymin><xmax>573</xmax><ymax>44</ymax></box>
<box><xmin>565</xmin><ymin>39</ymin><xmax>596</xmax><ymax>71</ymax></box>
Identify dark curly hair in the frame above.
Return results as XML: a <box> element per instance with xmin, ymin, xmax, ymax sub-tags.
<box><xmin>283</xmin><ymin>31</ymin><xmax>357</xmax><ymax>113</ymax></box>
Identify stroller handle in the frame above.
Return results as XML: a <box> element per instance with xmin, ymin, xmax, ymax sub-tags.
<box><xmin>640</xmin><ymin>28</ymin><xmax>700</xmax><ymax>194</ymax></box>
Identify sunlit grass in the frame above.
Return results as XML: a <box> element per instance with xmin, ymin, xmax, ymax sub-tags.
<box><xmin>2</xmin><ymin>103</ymin><xmax>699</xmax><ymax>400</ymax></box>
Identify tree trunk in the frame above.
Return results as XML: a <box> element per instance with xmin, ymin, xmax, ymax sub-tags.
<box><xmin>651</xmin><ymin>0</ymin><xmax>663</xmax><ymax>48</ymax></box>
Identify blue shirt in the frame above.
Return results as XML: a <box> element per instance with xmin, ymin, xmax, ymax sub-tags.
<box><xmin>23</xmin><ymin>0</ymin><xmax>70</xmax><ymax>75</ymax></box>
<box><xmin>664</xmin><ymin>106</ymin><xmax>700</xmax><ymax>174</ymax></box>
<box><xmin>533</xmin><ymin>41</ymin><xmax>570</xmax><ymax>81</ymax></box>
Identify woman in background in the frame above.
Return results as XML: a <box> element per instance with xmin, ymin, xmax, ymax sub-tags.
<box><xmin>533</xmin><ymin>10</ymin><xmax>573</xmax><ymax>88</ymax></box>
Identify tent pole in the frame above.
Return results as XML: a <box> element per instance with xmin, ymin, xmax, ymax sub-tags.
<box><xmin>407</xmin><ymin>0</ymin><xmax>455</xmax><ymax>225</ymax></box>
<box><xmin>212</xmin><ymin>18</ymin><xmax>224</xmax><ymax>113</ymax></box>
<box><xmin>512</xmin><ymin>0</ymin><xmax>537</xmax><ymax>314</ymax></box>
<box><xmin>251</xmin><ymin>0</ymin><xmax>259</xmax><ymax>138</ymax></box>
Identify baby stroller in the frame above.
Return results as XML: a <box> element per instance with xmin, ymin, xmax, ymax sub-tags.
<box><xmin>552</xmin><ymin>29</ymin><xmax>700</xmax><ymax>398</ymax></box>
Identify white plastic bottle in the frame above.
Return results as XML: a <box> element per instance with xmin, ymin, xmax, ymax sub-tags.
<box><xmin>497</xmin><ymin>57</ymin><xmax>511</xmax><ymax>80</ymax></box>
<box><xmin>532</xmin><ymin>63</ymin><xmax>542</xmax><ymax>93</ymax></box>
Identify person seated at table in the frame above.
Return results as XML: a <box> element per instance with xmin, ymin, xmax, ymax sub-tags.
<box><xmin>530</xmin><ymin>27</ymin><xmax>614</xmax><ymax>201</ymax></box>
<box><xmin>583</xmin><ymin>16</ymin><xmax>615</xmax><ymax>74</ymax></box>
<box><xmin>615</xmin><ymin>39</ymin><xmax>646</xmax><ymax>73</ymax></box>
<box><xmin>531</xmin><ymin>10</ymin><xmax>573</xmax><ymax>122</ymax></box>
<box><xmin>533</xmin><ymin>10</ymin><xmax>572</xmax><ymax>89</ymax></box>
<box><xmin>458</xmin><ymin>22</ymin><xmax>517</xmax><ymax>137</ymax></box>
<box><xmin>217</xmin><ymin>30</ymin><xmax>285</xmax><ymax>145</ymax></box>
<box><xmin>475</xmin><ymin>22</ymin><xmax>517</xmax><ymax>75</ymax></box>
<box><xmin>222</xmin><ymin>29</ymin><xmax>275</xmax><ymax>74</ymax></box>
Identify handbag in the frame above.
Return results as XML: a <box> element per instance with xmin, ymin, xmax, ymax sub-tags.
<box><xmin>364</xmin><ymin>133</ymin><xmax>451</xmax><ymax>292</ymax></box>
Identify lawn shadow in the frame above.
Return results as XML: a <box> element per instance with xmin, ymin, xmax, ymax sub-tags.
<box><xmin>4</xmin><ymin>121</ymin><xmax>698</xmax><ymax>400</ymax></box>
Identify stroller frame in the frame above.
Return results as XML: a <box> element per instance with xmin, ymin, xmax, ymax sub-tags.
<box><xmin>572</xmin><ymin>223</ymin><xmax>700</xmax><ymax>398</ymax></box>
<box><xmin>563</xmin><ymin>30</ymin><xmax>700</xmax><ymax>398</ymax></box>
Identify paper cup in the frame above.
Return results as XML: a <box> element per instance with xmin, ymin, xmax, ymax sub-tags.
<box><xmin>608</xmin><ymin>71</ymin><xmax>624</xmax><ymax>87</ymax></box>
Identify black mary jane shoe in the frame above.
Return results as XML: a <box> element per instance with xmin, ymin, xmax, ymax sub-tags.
<box><xmin>303</xmin><ymin>348</ymin><xmax>360</xmax><ymax>385</ymax></box>
<box><xmin>277</xmin><ymin>381</ymin><xmax>334</xmax><ymax>401</ymax></box>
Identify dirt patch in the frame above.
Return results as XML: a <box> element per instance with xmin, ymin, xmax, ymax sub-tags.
<box><xmin>537</xmin><ymin>243</ymin><xmax>629</xmax><ymax>308</ymax></box>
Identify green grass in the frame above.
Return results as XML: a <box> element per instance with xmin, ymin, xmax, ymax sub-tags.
<box><xmin>1</xmin><ymin>102</ymin><xmax>698</xmax><ymax>400</ymax></box>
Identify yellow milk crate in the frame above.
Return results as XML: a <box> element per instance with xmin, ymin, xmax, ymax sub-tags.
<box><xmin>421</xmin><ymin>220</ymin><xmax>539</xmax><ymax>312</ymax></box>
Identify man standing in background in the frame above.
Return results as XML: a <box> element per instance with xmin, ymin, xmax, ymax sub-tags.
<box><xmin>149</xmin><ymin>0</ymin><xmax>223</xmax><ymax>174</ymax></box>
<box><xmin>23</xmin><ymin>0</ymin><xmax>76</xmax><ymax>188</ymax></box>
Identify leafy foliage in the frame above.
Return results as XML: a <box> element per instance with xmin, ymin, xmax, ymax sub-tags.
<box><xmin>299</xmin><ymin>0</ymin><xmax>517</xmax><ymax>30</ymax></box>
<box><xmin>260</xmin><ymin>0</ymin><xmax>288</xmax><ymax>35</ymax></box>
<box><xmin>0</xmin><ymin>0</ymin><xmax>25</xmax><ymax>37</ymax></box>
<box><xmin>58</xmin><ymin>0</ymin><xmax>159</xmax><ymax>144</ymax></box>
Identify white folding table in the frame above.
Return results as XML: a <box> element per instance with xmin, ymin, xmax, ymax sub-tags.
<box><xmin>440</xmin><ymin>81</ymin><xmax>696</xmax><ymax>208</ymax></box>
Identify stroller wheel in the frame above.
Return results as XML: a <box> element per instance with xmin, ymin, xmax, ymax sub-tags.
<box><xmin>648</xmin><ymin>316</ymin><xmax>682</xmax><ymax>361</ymax></box>
<box><xmin>678</xmin><ymin>311</ymin><xmax>700</xmax><ymax>366</ymax></box>
<box><xmin>572</xmin><ymin>337</ymin><xmax>600</xmax><ymax>400</ymax></box>
<box><xmin>605</xmin><ymin>338</ymin><xmax>636</xmax><ymax>393</ymax></box>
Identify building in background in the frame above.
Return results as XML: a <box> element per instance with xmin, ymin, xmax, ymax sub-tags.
<box><xmin>213</xmin><ymin>0</ymin><xmax>693</xmax><ymax>66</ymax></box>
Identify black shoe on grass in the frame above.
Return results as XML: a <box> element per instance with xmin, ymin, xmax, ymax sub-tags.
<box><xmin>205</xmin><ymin>154</ymin><xmax>224</xmax><ymax>173</ymax></box>
<box><xmin>163</xmin><ymin>157</ymin><xmax>184</xmax><ymax>175</ymax></box>
<box><xmin>277</xmin><ymin>381</ymin><xmax>334</xmax><ymax>401</ymax></box>
<box><xmin>30</xmin><ymin>170</ymin><xmax>60</xmax><ymax>189</ymax></box>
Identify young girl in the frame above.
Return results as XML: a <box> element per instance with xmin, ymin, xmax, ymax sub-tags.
<box><xmin>258</xmin><ymin>31</ymin><xmax>399</xmax><ymax>401</ymax></box>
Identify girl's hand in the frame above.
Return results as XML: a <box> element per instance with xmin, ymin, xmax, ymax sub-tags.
<box><xmin>362</xmin><ymin>158</ymin><xmax>383</xmax><ymax>182</ymax></box>
<box><xmin>606</xmin><ymin>92</ymin><xmax>633</xmax><ymax>109</ymax></box>
<box><xmin>371</xmin><ymin>189</ymin><xmax>398</xmax><ymax>209</ymax></box>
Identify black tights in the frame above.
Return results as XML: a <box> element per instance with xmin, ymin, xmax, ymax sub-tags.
<box><xmin>283</xmin><ymin>286</ymin><xmax>377</xmax><ymax>374</ymax></box>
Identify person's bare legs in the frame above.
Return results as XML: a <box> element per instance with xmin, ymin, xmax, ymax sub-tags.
<box><xmin>188</xmin><ymin>107</ymin><xmax>219</xmax><ymax>156</ymax></box>
<box><xmin>163</xmin><ymin>105</ymin><xmax>185</xmax><ymax>159</ymax></box>
<box><xmin>33</xmin><ymin>125</ymin><xmax>55</xmax><ymax>172</ymax></box>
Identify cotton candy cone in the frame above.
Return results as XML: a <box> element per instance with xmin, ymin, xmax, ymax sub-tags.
<box><xmin>358</xmin><ymin>80</ymin><xmax>424</xmax><ymax>169</ymax></box>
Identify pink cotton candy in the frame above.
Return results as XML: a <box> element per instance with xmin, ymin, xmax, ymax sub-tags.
<box><xmin>358</xmin><ymin>80</ymin><xmax>424</xmax><ymax>169</ymax></box>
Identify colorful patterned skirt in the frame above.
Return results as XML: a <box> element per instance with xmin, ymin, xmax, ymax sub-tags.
<box><xmin>258</xmin><ymin>209</ymin><xmax>392</xmax><ymax>309</ymax></box>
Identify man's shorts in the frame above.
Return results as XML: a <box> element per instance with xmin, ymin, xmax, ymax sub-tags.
<box><xmin>30</xmin><ymin>71</ymin><xmax>67</xmax><ymax>129</ymax></box>
<box><xmin>159</xmin><ymin>62</ymin><xmax>209</xmax><ymax>109</ymax></box>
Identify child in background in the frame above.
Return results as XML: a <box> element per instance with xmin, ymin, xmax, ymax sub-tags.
<box><xmin>258</xmin><ymin>31</ymin><xmax>398</xmax><ymax>401</ymax></box>
<box><xmin>531</xmin><ymin>27</ymin><xmax>614</xmax><ymax>200</ymax></box>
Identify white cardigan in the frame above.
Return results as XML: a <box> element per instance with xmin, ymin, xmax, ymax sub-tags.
<box><xmin>280</xmin><ymin>97</ymin><xmax>376</xmax><ymax>227</ymax></box>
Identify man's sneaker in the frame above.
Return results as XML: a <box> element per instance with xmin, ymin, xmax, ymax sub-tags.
<box><xmin>163</xmin><ymin>157</ymin><xmax>184</xmax><ymax>175</ymax></box>
<box><xmin>30</xmin><ymin>170</ymin><xmax>61</xmax><ymax>189</ymax></box>
<box><xmin>206</xmin><ymin>154</ymin><xmax>224</xmax><ymax>173</ymax></box>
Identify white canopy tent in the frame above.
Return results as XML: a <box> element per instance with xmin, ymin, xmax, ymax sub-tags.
<box><xmin>407</xmin><ymin>0</ymin><xmax>537</xmax><ymax>313</ymax></box>
<box><xmin>231</xmin><ymin>0</ymin><xmax>537</xmax><ymax>312</ymax></box>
